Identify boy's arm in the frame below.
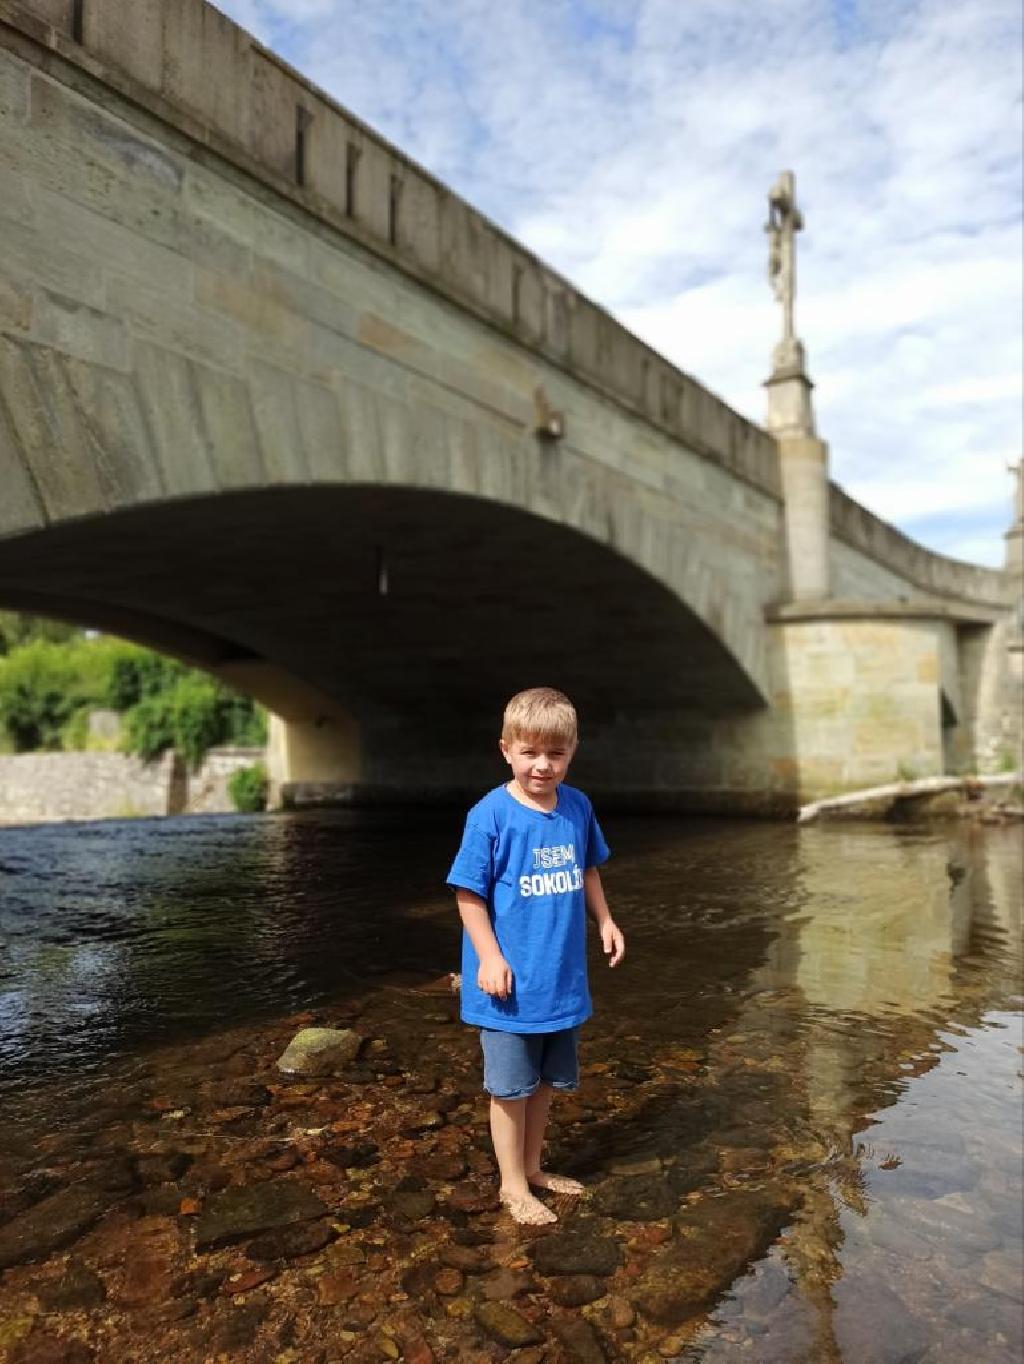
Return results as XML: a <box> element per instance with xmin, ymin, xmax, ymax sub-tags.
<box><xmin>583</xmin><ymin>867</ymin><xmax>625</xmax><ymax>967</ymax></box>
<box><xmin>455</xmin><ymin>888</ymin><xmax>513</xmax><ymax>999</ymax></box>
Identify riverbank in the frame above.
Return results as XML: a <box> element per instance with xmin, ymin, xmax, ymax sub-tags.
<box><xmin>798</xmin><ymin>773</ymin><xmax>1023</xmax><ymax>823</ymax></box>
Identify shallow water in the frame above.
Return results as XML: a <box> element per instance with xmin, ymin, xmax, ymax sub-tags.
<box><xmin>0</xmin><ymin>811</ymin><xmax>1021</xmax><ymax>1362</ymax></box>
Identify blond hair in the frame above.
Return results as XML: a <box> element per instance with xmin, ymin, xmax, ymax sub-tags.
<box><xmin>502</xmin><ymin>687</ymin><xmax>577</xmax><ymax>746</ymax></box>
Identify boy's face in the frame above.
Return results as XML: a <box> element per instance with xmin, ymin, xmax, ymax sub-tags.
<box><xmin>499</xmin><ymin>732</ymin><xmax>576</xmax><ymax>800</ymax></box>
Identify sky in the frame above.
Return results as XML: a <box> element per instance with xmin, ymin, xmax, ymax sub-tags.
<box><xmin>216</xmin><ymin>0</ymin><xmax>1023</xmax><ymax>569</ymax></box>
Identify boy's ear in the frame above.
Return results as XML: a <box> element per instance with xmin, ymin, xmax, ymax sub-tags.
<box><xmin>498</xmin><ymin>738</ymin><xmax>511</xmax><ymax>763</ymax></box>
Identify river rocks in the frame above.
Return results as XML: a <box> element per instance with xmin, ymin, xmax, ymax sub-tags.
<box><xmin>551</xmin><ymin>1315</ymin><xmax>610</xmax><ymax>1363</ymax></box>
<box><xmin>193</xmin><ymin>1179</ymin><xmax>329</xmax><ymax>1249</ymax></box>
<box><xmin>419</xmin><ymin>1153</ymin><xmax>467</xmax><ymax>1181</ymax></box>
<box><xmin>530</xmin><ymin>1226</ymin><xmax>620</xmax><ymax>1277</ymax></box>
<box><xmin>387</xmin><ymin>1188</ymin><xmax>436</xmax><ymax>1221</ymax></box>
<box><xmin>480</xmin><ymin>1267</ymin><xmax>534</xmax><ymax>1300</ymax></box>
<box><xmin>592</xmin><ymin>1174</ymin><xmax>676</xmax><ymax>1221</ymax></box>
<box><xmin>0</xmin><ymin>1183</ymin><xmax>111</xmax><ymax>1269</ymax></box>
<box><xmin>132</xmin><ymin>1151</ymin><xmax>192</xmax><ymax>1187</ymax></box>
<box><xmin>632</xmin><ymin>1188</ymin><xmax>791</xmax><ymax>1326</ymax></box>
<box><xmin>665</xmin><ymin>1150</ymin><xmax>717</xmax><ymax>1197</ymax></box>
<box><xmin>544</xmin><ymin>1273</ymin><xmax>606</xmax><ymax>1306</ymax></box>
<box><xmin>8</xmin><ymin>1332</ymin><xmax>94</xmax><ymax>1364</ymax></box>
<box><xmin>473</xmin><ymin>1301</ymin><xmax>544</xmax><ymax>1348</ymax></box>
<box><xmin>245</xmin><ymin>1220</ymin><xmax>336</xmax><ymax>1261</ymax></box>
<box><xmin>276</xmin><ymin>1027</ymin><xmax>362</xmax><ymax>1076</ymax></box>
<box><xmin>322</xmin><ymin>1140</ymin><xmax>379</xmax><ymax>1170</ymax></box>
<box><xmin>35</xmin><ymin>1263</ymin><xmax>106</xmax><ymax>1311</ymax></box>
<box><xmin>200</xmin><ymin>1294</ymin><xmax>270</xmax><ymax>1354</ymax></box>
<box><xmin>438</xmin><ymin>1244</ymin><xmax>488</xmax><ymax>1273</ymax></box>
<box><xmin>444</xmin><ymin>1182</ymin><xmax>499</xmax><ymax>1214</ymax></box>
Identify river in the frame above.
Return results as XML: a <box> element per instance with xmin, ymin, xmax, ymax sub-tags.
<box><xmin>0</xmin><ymin>810</ymin><xmax>1021</xmax><ymax>1363</ymax></box>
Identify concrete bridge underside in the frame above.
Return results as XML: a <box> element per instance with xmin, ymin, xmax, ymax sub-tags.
<box><xmin>0</xmin><ymin>487</ymin><xmax>765</xmax><ymax>801</ymax></box>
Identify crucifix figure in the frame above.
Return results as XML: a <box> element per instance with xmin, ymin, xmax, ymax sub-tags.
<box><xmin>766</xmin><ymin>171</ymin><xmax>803</xmax><ymax>346</ymax></box>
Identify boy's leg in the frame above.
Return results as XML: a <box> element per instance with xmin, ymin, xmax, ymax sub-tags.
<box><xmin>480</xmin><ymin>1030</ymin><xmax>557</xmax><ymax>1225</ymax></box>
<box><xmin>489</xmin><ymin>1096</ymin><xmax>556</xmax><ymax>1225</ymax></box>
<box><xmin>525</xmin><ymin>1030</ymin><xmax>585</xmax><ymax>1195</ymax></box>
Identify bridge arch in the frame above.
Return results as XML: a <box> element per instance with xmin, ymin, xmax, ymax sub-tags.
<box><xmin>0</xmin><ymin>475</ymin><xmax>768</xmax><ymax>796</ymax></box>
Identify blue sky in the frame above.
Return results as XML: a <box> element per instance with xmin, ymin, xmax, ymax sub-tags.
<box><xmin>217</xmin><ymin>0</ymin><xmax>1023</xmax><ymax>568</ymax></box>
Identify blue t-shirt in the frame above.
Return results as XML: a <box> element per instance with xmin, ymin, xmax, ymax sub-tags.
<box><xmin>446</xmin><ymin>783</ymin><xmax>610</xmax><ymax>1033</ymax></box>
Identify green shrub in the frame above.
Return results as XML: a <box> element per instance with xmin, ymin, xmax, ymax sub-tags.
<box><xmin>228</xmin><ymin>762</ymin><xmax>268</xmax><ymax>813</ymax></box>
<box><xmin>0</xmin><ymin>639</ymin><xmax>85</xmax><ymax>750</ymax></box>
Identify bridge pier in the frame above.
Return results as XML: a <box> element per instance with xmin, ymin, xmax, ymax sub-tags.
<box><xmin>265</xmin><ymin>713</ymin><xmax>361</xmax><ymax>810</ymax></box>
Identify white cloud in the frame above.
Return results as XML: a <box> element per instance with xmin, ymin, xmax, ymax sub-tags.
<box><xmin>215</xmin><ymin>0</ymin><xmax>1023</xmax><ymax>568</ymax></box>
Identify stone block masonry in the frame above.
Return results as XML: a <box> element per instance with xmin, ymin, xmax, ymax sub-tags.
<box><xmin>0</xmin><ymin>747</ymin><xmax>265</xmax><ymax>824</ymax></box>
<box><xmin>0</xmin><ymin>750</ymin><xmax>183</xmax><ymax>824</ymax></box>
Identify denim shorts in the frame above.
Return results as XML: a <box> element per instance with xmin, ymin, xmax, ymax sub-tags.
<box><xmin>479</xmin><ymin>1026</ymin><xmax>579</xmax><ymax>1099</ymax></box>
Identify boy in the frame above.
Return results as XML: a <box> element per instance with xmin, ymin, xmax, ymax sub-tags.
<box><xmin>446</xmin><ymin>687</ymin><xmax>625</xmax><ymax>1225</ymax></box>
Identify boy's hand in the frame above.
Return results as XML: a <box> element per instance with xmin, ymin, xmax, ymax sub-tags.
<box><xmin>478</xmin><ymin>952</ymin><xmax>513</xmax><ymax>999</ymax></box>
<box><xmin>601</xmin><ymin>919</ymin><xmax>625</xmax><ymax>968</ymax></box>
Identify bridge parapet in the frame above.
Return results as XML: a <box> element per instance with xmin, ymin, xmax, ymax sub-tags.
<box><xmin>829</xmin><ymin>485</ymin><xmax>1009</xmax><ymax>610</ymax></box>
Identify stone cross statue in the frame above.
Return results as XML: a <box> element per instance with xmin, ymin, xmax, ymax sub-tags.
<box><xmin>766</xmin><ymin>171</ymin><xmax>803</xmax><ymax>345</ymax></box>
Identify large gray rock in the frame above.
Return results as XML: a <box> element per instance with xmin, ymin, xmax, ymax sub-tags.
<box><xmin>275</xmin><ymin>1027</ymin><xmax>362</xmax><ymax>1076</ymax></box>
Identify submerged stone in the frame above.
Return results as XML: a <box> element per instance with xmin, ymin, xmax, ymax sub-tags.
<box><xmin>276</xmin><ymin>1027</ymin><xmax>362</xmax><ymax>1076</ymax></box>
<box><xmin>545</xmin><ymin>1273</ymin><xmax>606</xmax><ymax>1306</ymax></box>
<box><xmin>35</xmin><ymin>1262</ymin><xmax>107</xmax><ymax>1311</ymax></box>
<box><xmin>0</xmin><ymin>1184</ymin><xmax>111</xmax><ymax>1270</ymax></box>
<box><xmin>194</xmin><ymin>1180</ymin><xmax>328</xmax><ymax>1250</ymax></box>
<box><xmin>551</xmin><ymin>1315</ymin><xmax>610</xmax><ymax>1363</ymax></box>
<box><xmin>388</xmin><ymin>1189</ymin><xmax>436</xmax><ymax>1221</ymax></box>
<box><xmin>473</xmin><ymin>1301</ymin><xmax>544</xmax><ymax>1348</ymax></box>
<box><xmin>530</xmin><ymin>1226</ymin><xmax>620</xmax><ymax>1276</ymax></box>
<box><xmin>592</xmin><ymin>1174</ymin><xmax>676</xmax><ymax>1222</ymax></box>
<box><xmin>632</xmin><ymin>1187</ymin><xmax>791</xmax><ymax>1326</ymax></box>
<box><xmin>245</xmin><ymin>1220</ymin><xmax>336</xmax><ymax>1261</ymax></box>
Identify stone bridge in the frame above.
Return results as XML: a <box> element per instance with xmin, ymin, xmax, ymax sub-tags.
<box><xmin>0</xmin><ymin>0</ymin><xmax>1019</xmax><ymax>812</ymax></box>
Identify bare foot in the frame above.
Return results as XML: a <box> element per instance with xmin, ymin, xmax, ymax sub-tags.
<box><xmin>499</xmin><ymin>1189</ymin><xmax>558</xmax><ymax>1225</ymax></box>
<box><xmin>527</xmin><ymin>1170</ymin><xmax>586</xmax><ymax>1195</ymax></box>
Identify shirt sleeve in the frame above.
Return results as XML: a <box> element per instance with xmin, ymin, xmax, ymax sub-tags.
<box><xmin>446</xmin><ymin>818</ymin><xmax>494</xmax><ymax>899</ymax></box>
<box><xmin>584</xmin><ymin>805</ymin><xmax>610</xmax><ymax>869</ymax></box>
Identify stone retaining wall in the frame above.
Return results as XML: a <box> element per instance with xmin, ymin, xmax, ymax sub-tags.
<box><xmin>185</xmin><ymin>746</ymin><xmax>265</xmax><ymax>813</ymax></box>
<box><xmin>0</xmin><ymin>746</ymin><xmax>265</xmax><ymax>824</ymax></box>
<box><xmin>0</xmin><ymin>750</ymin><xmax>183</xmax><ymax>824</ymax></box>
